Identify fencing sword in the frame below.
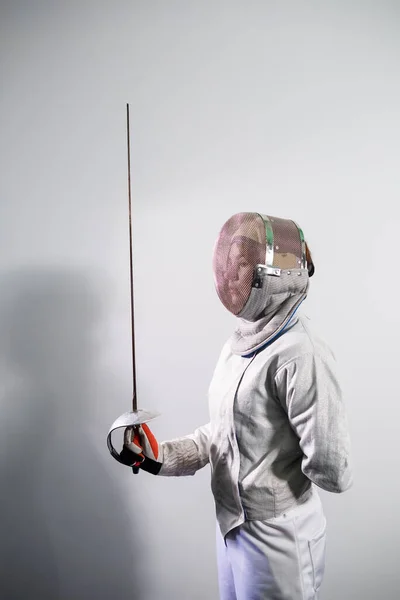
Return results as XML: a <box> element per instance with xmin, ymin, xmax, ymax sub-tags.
<box><xmin>107</xmin><ymin>104</ymin><xmax>160</xmax><ymax>473</ymax></box>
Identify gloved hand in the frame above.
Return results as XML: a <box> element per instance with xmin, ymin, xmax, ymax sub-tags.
<box><xmin>122</xmin><ymin>423</ymin><xmax>163</xmax><ymax>475</ymax></box>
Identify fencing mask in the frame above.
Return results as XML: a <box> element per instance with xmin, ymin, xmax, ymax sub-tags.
<box><xmin>213</xmin><ymin>212</ymin><xmax>313</xmax><ymax>352</ymax></box>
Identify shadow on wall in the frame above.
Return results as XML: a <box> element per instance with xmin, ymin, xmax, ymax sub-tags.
<box><xmin>0</xmin><ymin>266</ymin><xmax>144</xmax><ymax>600</ymax></box>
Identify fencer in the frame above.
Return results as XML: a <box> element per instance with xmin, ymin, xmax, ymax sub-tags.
<box><xmin>122</xmin><ymin>212</ymin><xmax>353</xmax><ymax>600</ymax></box>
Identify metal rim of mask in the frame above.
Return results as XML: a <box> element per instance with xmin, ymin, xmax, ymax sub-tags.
<box><xmin>251</xmin><ymin>214</ymin><xmax>307</xmax><ymax>289</ymax></box>
<box><xmin>259</xmin><ymin>213</ymin><xmax>307</xmax><ymax>270</ymax></box>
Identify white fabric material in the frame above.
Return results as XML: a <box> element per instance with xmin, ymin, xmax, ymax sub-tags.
<box><xmin>159</xmin><ymin>425</ymin><xmax>210</xmax><ymax>476</ymax></box>
<box><xmin>159</xmin><ymin>313</ymin><xmax>353</xmax><ymax>538</ymax></box>
<box><xmin>216</xmin><ymin>487</ymin><xmax>327</xmax><ymax>600</ymax></box>
<box><xmin>233</xmin><ymin>268</ymin><xmax>309</xmax><ymax>354</ymax></box>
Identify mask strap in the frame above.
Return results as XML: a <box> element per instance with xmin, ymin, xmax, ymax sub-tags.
<box><xmin>292</xmin><ymin>220</ymin><xmax>307</xmax><ymax>269</ymax></box>
<box><xmin>257</xmin><ymin>213</ymin><xmax>274</xmax><ymax>267</ymax></box>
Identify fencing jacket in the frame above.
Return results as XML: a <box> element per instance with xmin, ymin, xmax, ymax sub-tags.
<box><xmin>158</xmin><ymin>313</ymin><xmax>353</xmax><ymax>538</ymax></box>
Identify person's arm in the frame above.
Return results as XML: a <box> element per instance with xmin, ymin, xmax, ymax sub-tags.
<box><xmin>159</xmin><ymin>423</ymin><xmax>211</xmax><ymax>476</ymax></box>
<box><xmin>124</xmin><ymin>422</ymin><xmax>211</xmax><ymax>477</ymax></box>
<box><xmin>274</xmin><ymin>352</ymin><xmax>353</xmax><ymax>493</ymax></box>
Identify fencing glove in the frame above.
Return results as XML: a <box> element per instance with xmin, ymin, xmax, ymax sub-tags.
<box><xmin>122</xmin><ymin>424</ymin><xmax>163</xmax><ymax>475</ymax></box>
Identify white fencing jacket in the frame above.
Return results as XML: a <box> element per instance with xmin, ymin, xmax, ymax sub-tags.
<box><xmin>159</xmin><ymin>314</ymin><xmax>353</xmax><ymax>538</ymax></box>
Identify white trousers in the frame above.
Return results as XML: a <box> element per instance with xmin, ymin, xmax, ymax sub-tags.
<box><xmin>216</xmin><ymin>489</ymin><xmax>327</xmax><ymax>600</ymax></box>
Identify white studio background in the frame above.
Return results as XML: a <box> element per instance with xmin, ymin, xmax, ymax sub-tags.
<box><xmin>0</xmin><ymin>2</ymin><xmax>399</xmax><ymax>599</ymax></box>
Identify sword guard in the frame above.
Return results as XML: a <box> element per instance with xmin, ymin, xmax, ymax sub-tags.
<box><xmin>107</xmin><ymin>409</ymin><xmax>160</xmax><ymax>467</ymax></box>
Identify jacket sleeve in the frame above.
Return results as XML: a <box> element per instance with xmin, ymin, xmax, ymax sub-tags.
<box><xmin>274</xmin><ymin>352</ymin><xmax>353</xmax><ymax>493</ymax></box>
<box><xmin>158</xmin><ymin>423</ymin><xmax>211</xmax><ymax>477</ymax></box>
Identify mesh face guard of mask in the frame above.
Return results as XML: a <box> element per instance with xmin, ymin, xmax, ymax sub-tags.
<box><xmin>212</xmin><ymin>212</ymin><xmax>307</xmax><ymax>316</ymax></box>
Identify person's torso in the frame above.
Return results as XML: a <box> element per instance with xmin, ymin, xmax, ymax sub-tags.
<box><xmin>208</xmin><ymin>314</ymin><xmax>332</xmax><ymax>537</ymax></box>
